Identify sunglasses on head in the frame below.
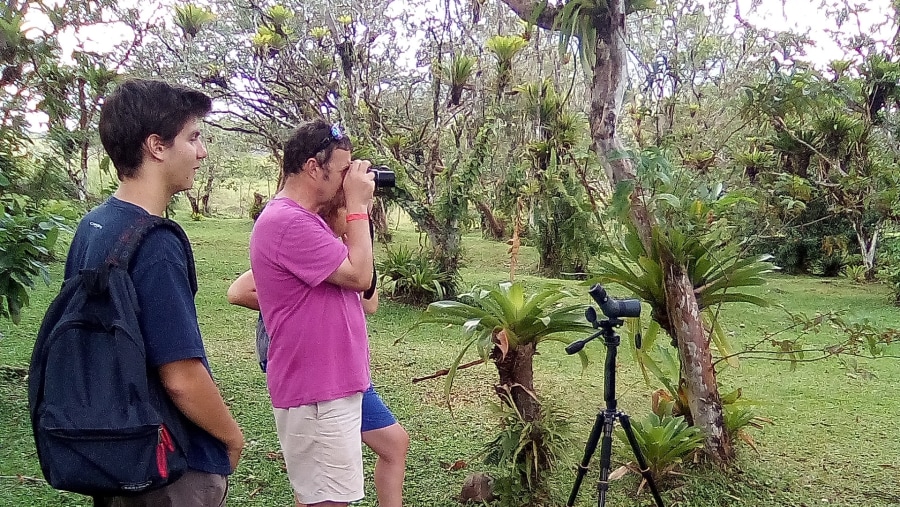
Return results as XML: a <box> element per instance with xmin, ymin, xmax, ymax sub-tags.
<box><xmin>316</xmin><ymin>123</ymin><xmax>344</xmax><ymax>153</ymax></box>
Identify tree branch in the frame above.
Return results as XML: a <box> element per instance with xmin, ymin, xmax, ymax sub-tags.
<box><xmin>412</xmin><ymin>359</ymin><xmax>485</xmax><ymax>383</ymax></box>
<box><xmin>496</xmin><ymin>0</ymin><xmax>563</xmax><ymax>31</ymax></box>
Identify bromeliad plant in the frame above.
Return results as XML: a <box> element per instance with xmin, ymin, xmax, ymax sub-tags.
<box><xmin>596</xmin><ymin>148</ymin><xmax>776</xmax><ymax>354</ymax></box>
<box><xmin>377</xmin><ymin>245</ymin><xmax>456</xmax><ymax>307</ymax></box>
<box><xmin>614</xmin><ymin>412</ymin><xmax>704</xmax><ymax>480</ymax></box>
<box><xmin>417</xmin><ymin>281</ymin><xmax>594</xmax><ymax>417</ymax></box>
<box><xmin>416</xmin><ymin>282</ymin><xmax>594</xmax><ymax>496</ymax></box>
<box><xmin>483</xmin><ymin>390</ymin><xmax>574</xmax><ymax>506</ymax></box>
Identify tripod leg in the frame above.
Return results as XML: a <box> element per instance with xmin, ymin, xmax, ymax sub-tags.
<box><xmin>619</xmin><ymin>413</ymin><xmax>665</xmax><ymax>507</ymax></box>
<box><xmin>566</xmin><ymin>411</ymin><xmax>606</xmax><ymax>507</ymax></box>
<box><xmin>596</xmin><ymin>411</ymin><xmax>615</xmax><ymax>507</ymax></box>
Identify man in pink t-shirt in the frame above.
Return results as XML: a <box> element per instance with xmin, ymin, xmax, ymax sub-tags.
<box><xmin>249</xmin><ymin>120</ymin><xmax>375</xmax><ymax>507</ymax></box>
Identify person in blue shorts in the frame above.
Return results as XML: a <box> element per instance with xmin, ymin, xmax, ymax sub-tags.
<box><xmin>228</xmin><ymin>203</ymin><xmax>408</xmax><ymax>507</ymax></box>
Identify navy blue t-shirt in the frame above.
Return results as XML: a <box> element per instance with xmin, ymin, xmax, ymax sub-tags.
<box><xmin>64</xmin><ymin>196</ymin><xmax>231</xmax><ymax>476</ymax></box>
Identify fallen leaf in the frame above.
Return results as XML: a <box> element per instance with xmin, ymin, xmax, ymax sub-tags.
<box><xmin>740</xmin><ymin>431</ymin><xmax>760</xmax><ymax>455</ymax></box>
<box><xmin>608</xmin><ymin>465</ymin><xmax>630</xmax><ymax>481</ymax></box>
<box><xmin>441</xmin><ymin>460</ymin><xmax>468</xmax><ymax>471</ymax></box>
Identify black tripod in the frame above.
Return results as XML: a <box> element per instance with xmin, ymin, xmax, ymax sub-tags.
<box><xmin>565</xmin><ymin>285</ymin><xmax>664</xmax><ymax>507</ymax></box>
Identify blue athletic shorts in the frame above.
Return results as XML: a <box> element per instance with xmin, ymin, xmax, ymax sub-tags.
<box><xmin>361</xmin><ymin>385</ymin><xmax>397</xmax><ymax>432</ymax></box>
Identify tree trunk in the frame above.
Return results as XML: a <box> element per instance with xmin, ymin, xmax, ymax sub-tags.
<box><xmin>476</xmin><ymin>201</ymin><xmax>506</xmax><ymax>240</ymax></box>
<box><xmin>78</xmin><ymin>141</ymin><xmax>89</xmax><ymax>202</ymax></box>
<box><xmin>185</xmin><ymin>191</ymin><xmax>201</xmax><ymax>216</ymax></box>
<box><xmin>585</xmin><ymin>0</ymin><xmax>731</xmax><ymax>465</ymax></box>
<box><xmin>852</xmin><ymin>220</ymin><xmax>879</xmax><ymax>281</ymax></box>
<box><xmin>200</xmin><ymin>169</ymin><xmax>215</xmax><ymax>216</ymax></box>
<box><xmin>491</xmin><ymin>342</ymin><xmax>539</xmax><ymax>423</ymax></box>
<box><xmin>660</xmin><ymin>249</ymin><xmax>734</xmax><ymax>461</ymax></box>
<box><xmin>432</xmin><ymin>218</ymin><xmax>461</xmax><ymax>279</ymax></box>
<box><xmin>371</xmin><ymin>198</ymin><xmax>392</xmax><ymax>243</ymax></box>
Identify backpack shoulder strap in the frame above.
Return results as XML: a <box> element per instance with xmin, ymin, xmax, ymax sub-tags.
<box><xmin>106</xmin><ymin>216</ymin><xmax>198</xmax><ymax>294</ymax></box>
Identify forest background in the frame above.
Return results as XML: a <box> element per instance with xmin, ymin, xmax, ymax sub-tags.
<box><xmin>2</xmin><ymin>0</ymin><xmax>900</xmax><ymax>505</ymax></box>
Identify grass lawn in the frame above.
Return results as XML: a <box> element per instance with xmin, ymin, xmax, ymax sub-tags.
<box><xmin>2</xmin><ymin>217</ymin><xmax>899</xmax><ymax>506</ymax></box>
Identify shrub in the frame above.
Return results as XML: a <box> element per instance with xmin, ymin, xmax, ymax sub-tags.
<box><xmin>483</xmin><ymin>395</ymin><xmax>573</xmax><ymax>507</ymax></box>
<box><xmin>377</xmin><ymin>246</ymin><xmax>455</xmax><ymax>306</ymax></box>
<box><xmin>615</xmin><ymin>413</ymin><xmax>704</xmax><ymax>479</ymax></box>
<box><xmin>844</xmin><ymin>264</ymin><xmax>867</xmax><ymax>283</ymax></box>
<box><xmin>877</xmin><ymin>233</ymin><xmax>900</xmax><ymax>304</ymax></box>
<box><xmin>0</xmin><ymin>194</ymin><xmax>68</xmax><ymax>323</ymax></box>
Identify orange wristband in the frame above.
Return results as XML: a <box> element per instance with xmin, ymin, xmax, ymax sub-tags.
<box><xmin>346</xmin><ymin>213</ymin><xmax>369</xmax><ymax>222</ymax></box>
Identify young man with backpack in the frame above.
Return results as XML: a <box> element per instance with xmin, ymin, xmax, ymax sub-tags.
<box><xmin>38</xmin><ymin>79</ymin><xmax>244</xmax><ymax>505</ymax></box>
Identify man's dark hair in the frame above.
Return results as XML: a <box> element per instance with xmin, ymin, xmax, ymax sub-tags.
<box><xmin>282</xmin><ymin>119</ymin><xmax>353</xmax><ymax>177</ymax></box>
<box><xmin>99</xmin><ymin>79</ymin><xmax>212</xmax><ymax>180</ymax></box>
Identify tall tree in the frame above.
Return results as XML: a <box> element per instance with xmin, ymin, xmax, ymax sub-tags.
<box><xmin>497</xmin><ymin>0</ymin><xmax>734</xmax><ymax>463</ymax></box>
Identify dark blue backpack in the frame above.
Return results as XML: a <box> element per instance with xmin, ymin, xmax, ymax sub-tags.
<box><xmin>28</xmin><ymin>216</ymin><xmax>192</xmax><ymax>496</ymax></box>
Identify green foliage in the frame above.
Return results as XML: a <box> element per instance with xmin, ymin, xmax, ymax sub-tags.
<box><xmin>252</xmin><ymin>26</ymin><xmax>289</xmax><ymax>55</ymax></box>
<box><xmin>266</xmin><ymin>5</ymin><xmax>293</xmax><ymax>28</ymax></box>
<box><xmin>514</xmin><ymin>79</ymin><xmax>598</xmax><ymax>277</ymax></box>
<box><xmin>752</xmin><ymin>197</ymin><xmax>855</xmax><ymax>276</ymax></box>
<box><xmin>616</xmin><ymin>413</ymin><xmax>704</xmax><ymax>478</ymax></box>
<box><xmin>485</xmin><ymin>35</ymin><xmax>528</xmax><ymax>95</ymax></box>
<box><xmin>742</xmin><ymin>65</ymin><xmax>900</xmax><ymax>280</ymax></box>
<box><xmin>174</xmin><ymin>4</ymin><xmax>216</xmax><ymax>39</ymax></box>
<box><xmin>596</xmin><ymin>149</ymin><xmax>775</xmax><ymax>332</ymax></box>
<box><xmin>438</xmin><ymin>54</ymin><xmax>477</xmax><ymax>87</ymax></box>
<box><xmin>554</xmin><ymin>0</ymin><xmax>600</xmax><ymax>67</ymax></box>
<box><xmin>438</xmin><ymin>54</ymin><xmax>477</xmax><ymax>106</ymax></box>
<box><xmin>718</xmin><ymin>387</ymin><xmax>771</xmax><ymax>450</ymax></box>
<box><xmin>552</xmin><ymin>0</ymin><xmax>657</xmax><ymax>67</ymax></box>
<box><xmin>485</xmin><ymin>35</ymin><xmax>528</xmax><ymax>64</ymax></box>
<box><xmin>483</xmin><ymin>393</ymin><xmax>573</xmax><ymax>506</ymax></box>
<box><xmin>879</xmin><ymin>234</ymin><xmax>900</xmax><ymax>305</ymax></box>
<box><xmin>309</xmin><ymin>26</ymin><xmax>330</xmax><ymax>41</ymax></box>
<box><xmin>845</xmin><ymin>264</ymin><xmax>867</xmax><ymax>283</ymax></box>
<box><xmin>627</xmin><ymin>319</ymin><xmax>681</xmax><ymax>396</ymax></box>
<box><xmin>0</xmin><ymin>194</ymin><xmax>67</xmax><ymax>324</ymax></box>
<box><xmin>377</xmin><ymin>246</ymin><xmax>455</xmax><ymax>307</ymax></box>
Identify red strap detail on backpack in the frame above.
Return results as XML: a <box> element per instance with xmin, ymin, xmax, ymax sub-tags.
<box><xmin>156</xmin><ymin>425</ymin><xmax>175</xmax><ymax>479</ymax></box>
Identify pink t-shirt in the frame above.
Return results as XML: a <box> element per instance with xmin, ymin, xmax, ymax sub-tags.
<box><xmin>249</xmin><ymin>197</ymin><xmax>370</xmax><ymax>408</ymax></box>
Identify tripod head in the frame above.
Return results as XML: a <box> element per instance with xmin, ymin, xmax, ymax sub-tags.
<box><xmin>565</xmin><ymin>284</ymin><xmax>641</xmax><ymax>355</ymax></box>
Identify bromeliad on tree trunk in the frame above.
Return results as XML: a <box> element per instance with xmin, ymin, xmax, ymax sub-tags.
<box><xmin>415</xmin><ymin>281</ymin><xmax>594</xmax><ymax>501</ymax></box>
<box><xmin>415</xmin><ymin>282</ymin><xmax>594</xmax><ymax>416</ymax></box>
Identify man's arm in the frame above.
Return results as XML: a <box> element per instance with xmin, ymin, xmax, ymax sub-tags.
<box><xmin>324</xmin><ymin>219</ymin><xmax>373</xmax><ymax>291</ymax></box>
<box><xmin>159</xmin><ymin>359</ymin><xmax>244</xmax><ymax>472</ymax></box>
<box><xmin>325</xmin><ymin>159</ymin><xmax>375</xmax><ymax>291</ymax></box>
<box><xmin>227</xmin><ymin>269</ymin><xmax>259</xmax><ymax>310</ymax></box>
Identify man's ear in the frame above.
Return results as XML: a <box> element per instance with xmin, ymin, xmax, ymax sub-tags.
<box><xmin>144</xmin><ymin>134</ymin><xmax>168</xmax><ymax>162</ymax></box>
<box><xmin>302</xmin><ymin>157</ymin><xmax>320</xmax><ymax>177</ymax></box>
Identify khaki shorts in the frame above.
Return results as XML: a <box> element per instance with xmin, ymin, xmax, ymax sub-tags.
<box><xmin>274</xmin><ymin>393</ymin><xmax>364</xmax><ymax>505</ymax></box>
